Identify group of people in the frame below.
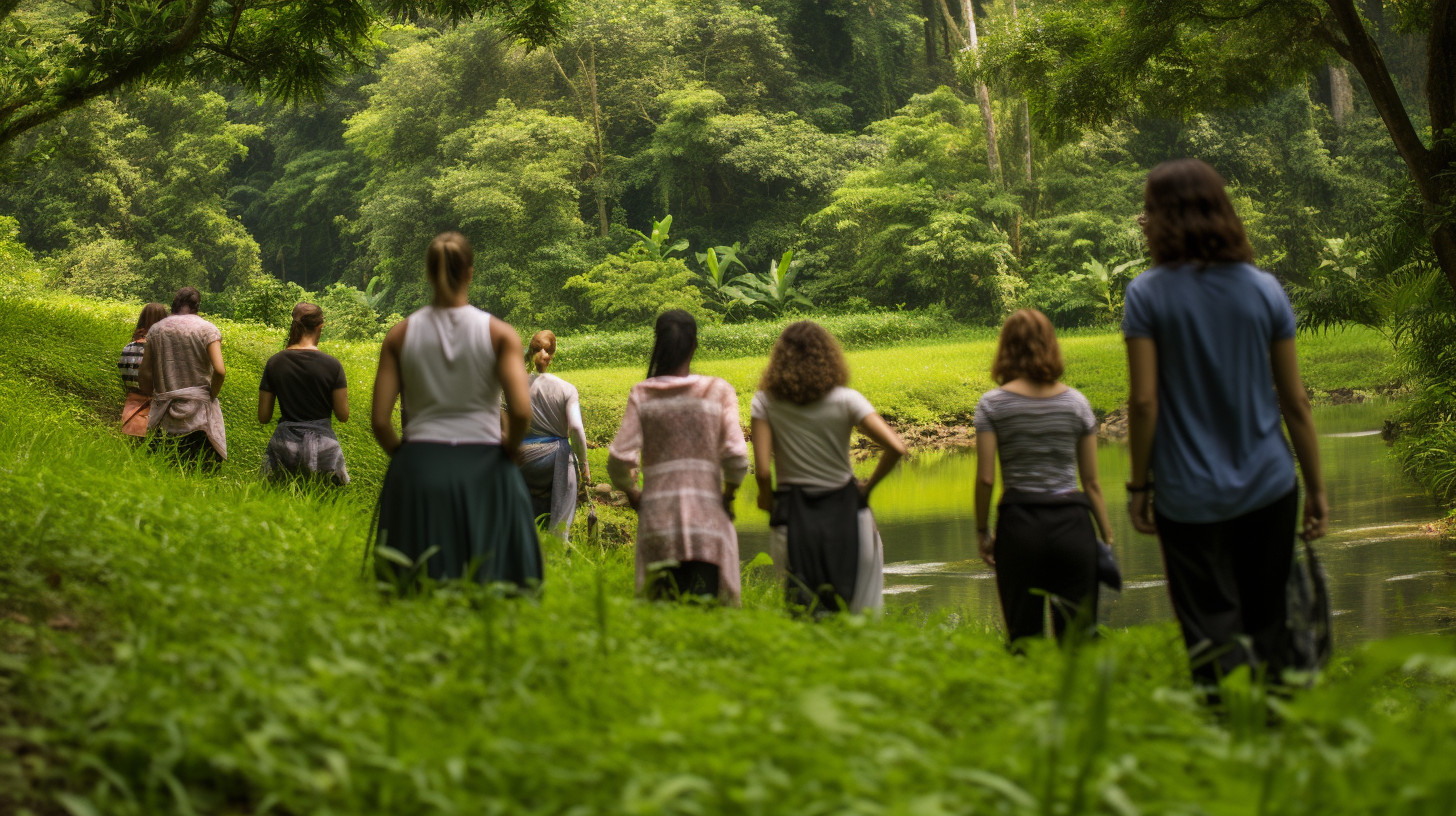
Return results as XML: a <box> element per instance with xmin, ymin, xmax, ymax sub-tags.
<box><xmin>116</xmin><ymin>158</ymin><xmax>1329</xmax><ymax>691</ymax></box>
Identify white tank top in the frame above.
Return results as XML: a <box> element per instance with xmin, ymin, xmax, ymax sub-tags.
<box><xmin>400</xmin><ymin>305</ymin><xmax>502</xmax><ymax>444</ymax></box>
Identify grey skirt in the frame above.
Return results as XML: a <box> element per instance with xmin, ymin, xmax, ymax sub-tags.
<box><xmin>374</xmin><ymin>442</ymin><xmax>542</xmax><ymax>588</ymax></box>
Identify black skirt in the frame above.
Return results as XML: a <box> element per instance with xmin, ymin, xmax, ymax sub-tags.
<box><xmin>375</xmin><ymin>443</ymin><xmax>542</xmax><ymax>588</ymax></box>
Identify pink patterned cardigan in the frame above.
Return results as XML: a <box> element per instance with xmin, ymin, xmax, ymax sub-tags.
<box><xmin>607</xmin><ymin>375</ymin><xmax>750</xmax><ymax>604</ymax></box>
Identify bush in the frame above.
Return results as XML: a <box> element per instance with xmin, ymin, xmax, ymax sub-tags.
<box><xmin>49</xmin><ymin>237</ymin><xmax>145</xmax><ymax>301</ymax></box>
<box><xmin>316</xmin><ymin>282</ymin><xmax>383</xmax><ymax>341</ymax></box>
<box><xmin>227</xmin><ymin>277</ymin><xmax>312</xmax><ymax>328</ymax></box>
<box><xmin>563</xmin><ymin>247</ymin><xmax>710</xmax><ymax>328</ymax></box>
<box><xmin>0</xmin><ymin>216</ymin><xmax>43</xmax><ymax>296</ymax></box>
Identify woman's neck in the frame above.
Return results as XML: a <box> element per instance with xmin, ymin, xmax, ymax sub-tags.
<box><xmin>1002</xmin><ymin>378</ymin><xmax>1067</xmax><ymax>397</ymax></box>
<box><xmin>432</xmin><ymin>289</ymin><xmax>469</xmax><ymax>308</ymax></box>
<box><xmin>288</xmin><ymin>333</ymin><xmax>321</xmax><ymax>351</ymax></box>
<box><xmin>663</xmin><ymin>362</ymin><xmax>692</xmax><ymax>378</ymax></box>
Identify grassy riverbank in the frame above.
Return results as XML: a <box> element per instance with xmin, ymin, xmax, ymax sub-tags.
<box><xmin>2</xmin><ymin>292</ymin><xmax>1455</xmax><ymax>814</ymax></box>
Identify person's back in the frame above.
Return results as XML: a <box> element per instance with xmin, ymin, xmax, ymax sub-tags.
<box><xmin>399</xmin><ymin>304</ymin><xmax>501</xmax><ymax>443</ymax></box>
<box><xmin>1122</xmin><ymin>261</ymin><xmax>1295</xmax><ymax>522</ymax></box>
<box><xmin>751</xmin><ymin>386</ymin><xmax>870</xmax><ymax>489</ymax></box>
<box><xmin>528</xmin><ymin>373</ymin><xmax>578</xmax><ymax>439</ymax></box>
<box><xmin>262</xmin><ymin>350</ymin><xmax>346</xmax><ymax>423</ymax></box>
<box><xmin>148</xmin><ymin>313</ymin><xmax>220</xmax><ymax>394</ymax></box>
<box><xmin>973</xmin><ymin>387</ymin><xmax>1094</xmax><ymax>495</ymax></box>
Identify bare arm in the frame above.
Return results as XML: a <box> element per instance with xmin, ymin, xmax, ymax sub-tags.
<box><xmin>1125</xmin><ymin>337</ymin><xmax>1158</xmax><ymax>534</ymax></box>
<box><xmin>975</xmin><ymin>430</ymin><xmax>997</xmax><ymax>567</ymax></box>
<box><xmin>607</xmin><ymin>391</ymin><xmax>643</xmax><ymax>509</ymax></box>
<box><xmin>856</xmin><ymin>412</ymin><xmax>906</xmax><ymax>498</ymax></box>
<box><xmin>138</xmin><ymin>341</ymin><xmax>155</xmax><ymax>397</ymax></box>
<box><xmin>332</xmin><ymin>388</ymin><xmax>350</xmax><ymax>423</ymax></box>
<box><xmin>492</xmin><ymin>320</ymin><xmax>530</xmax><ymax>460</ymax></box>
<box><xmin>566</xmin><ymin>400</ymin><xmax>589</xmax><ymax>482</ymax></box>
<box><xmin>371</xmin><ymin>320</ymin><xmax>407</xmax><ymax>456</ymax></box>
<box><xmin>206</xmin><ymin>340</ymin><xmax>226</xmax><ymax>399</ymax></box>
<box><xmin>1077</xmin><ymin>434</ymin><xmax>1115</xmax><ymax>544</ymax></box>
<box><xmin>752</xmin><ymin>417</ymin><xmax>774</xmax><ymax>512</ymax></box>
<box><xmin>258</xmin><ymin>390</ymin><xmax>275</xmax><ymax>424</ymax></box>
<box><xmin>1271</xmin><ymin>338</ymin><xmax>1328</xmax><ymax>540</ymax></box>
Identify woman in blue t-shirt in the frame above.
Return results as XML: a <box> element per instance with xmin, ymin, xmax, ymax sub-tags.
<box><xmin>1123</xmin><ymin>159</ymin><xmax>1328</xmax><ymax>692</ymax></box>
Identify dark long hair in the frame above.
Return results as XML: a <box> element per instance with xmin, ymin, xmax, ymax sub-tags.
<box><xmin>171</xmin><ymin>286</ymin><xmax>201</xmax><ymax>315</ymax></box>
<box><xmin>426</xmin><ymin>231</ymin><xmax>473</xmax><ymax>294</ymax></box>
<box><xmin>132</xmin><ymin>302</ymin><xmax>168</xmax><ymax>341</ymax></box>
<box><xmin>287</xmin><ymin>302</ymin><xmax>324</xmax><ymax>347</ymax></box>
<box><xmin>647</xmin><ymin>310</ymin><xmax>697</xmax><ymax>379</ymax></box>
<box><xmin>760</xmin><ymin>320</ymin><xmax>848</xmax><ymax>405</ymax></box>
<box><xmin>1142</xmin><ymin>159</ymin><xmax>1255</xmax><ymax>267</ymax></box>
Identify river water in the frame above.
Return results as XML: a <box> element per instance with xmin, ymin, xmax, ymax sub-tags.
<box><xmin>736</xmin><ymin>402</ymin><xmax>1455</xmax><ymax>642</ymax></box>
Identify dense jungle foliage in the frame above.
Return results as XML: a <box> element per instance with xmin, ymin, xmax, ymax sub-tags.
<box><xmin>3</xmin><ymin>0</ymin><xmax>1453</xmax><ymax>503</ymax></box>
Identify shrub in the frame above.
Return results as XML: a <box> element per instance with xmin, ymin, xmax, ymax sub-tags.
<box><xmin>228</xmin><ymin>277</ymin><xmax>311</xmax><ymax>328</ymax></box>
<box><xmin>316</xmin><ymin>282</ymin><xmax>383</xmax><ymax>342</ymax></box>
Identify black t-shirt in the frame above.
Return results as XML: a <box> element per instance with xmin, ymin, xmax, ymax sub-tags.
<box><xmin>259</xmin><ymin>349</ymin><xmax>347</xmax><ymax>422</ymax></box>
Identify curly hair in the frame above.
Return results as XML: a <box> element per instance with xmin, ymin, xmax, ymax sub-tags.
<box><xmin>990</xmin><ymin>309</ymin><xmax>1064</xmax><ymax>385</ymax></box>
<box><xmin>760</xmin><ymin>321</ymin><xmax>849</xmax><ymax>405</ymax></box>
<box><xmin>1142</xmin><ymin>159</ymin><xmax>1254</xmax><ymax>268</ymax></box>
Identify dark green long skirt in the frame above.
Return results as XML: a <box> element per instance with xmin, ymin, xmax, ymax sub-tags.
<box><xmin>376</xmin><ymin>442</ymin><xmax>542</xmax><ymax>588</ymax></box>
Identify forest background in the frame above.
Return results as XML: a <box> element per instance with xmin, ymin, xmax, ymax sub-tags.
<box><xmin>1</xmin><ymin>0</ymin><xmax>1454</xmax><ymax>501</ymax></box>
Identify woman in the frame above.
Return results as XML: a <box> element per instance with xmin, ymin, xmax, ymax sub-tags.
<box><xmin>258</xmin><ymin>302</ymin><xmax>350</xmax><ymax>485</ymax></box>
<box><xmin>974</xmin><ymin>309</ymin><xmax>1115</xmax><ymax>645</ymax></box>
<box><xmin>608</xmin><ymin>310</ymin><xmax>749</xmax><ymax>603</ymax></box>
<box><xmin>139</xmin><ymin>287</ymin><xmax>227</xmax><ymax>465</ymax></box>
<box><xmin>118</xmin><ymin>302</ymin><xmax>167</xmax><ymax>438</ymax></box>
<box><xmin>1124</xmin><ymin>158</ymin><xmax>1327</xmax><ymax>690</ymax></box>
<box><xmin>516</xmin><ymin>330</ymin><xmax>591</xmax><ymax>541</ymax></box>
<box><xmin>751</xmin><ymin>321</ymin><xmax>906</xmax><ymax>615</ymax></box>
<box><xmin>370</xmin><ymin>232</ymin><xmax>541</xmax><ymax>588</ymax></box>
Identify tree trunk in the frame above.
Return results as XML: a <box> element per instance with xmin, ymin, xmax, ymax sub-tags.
<box><xmin>1327</xmin><ymin>64</ymin><xmax>1354</xmax><ymax>126</ymax></box>
<box><xmin>1010</xmin><ymin>0</ymin><xmax>1032</xmax><ymax>184</ymax></box>
<box><xmin>1326</xmin><ymin>0</ymin><xmax>1456</xmax><ymax>294</ymax></box>
<box><xmin>922</xmin><ymin>0</ymin><xmax>937</xmax><ymax>65</ymax></box>
<box><xmin>962</xmin><ymin>0</ymin><xmax>1002</xmax><ymax>186</ymax></box>
<box><xmin>587</xmin><ymin>43</ymin><xmax>609</xmax><ymax>238</ymax></box>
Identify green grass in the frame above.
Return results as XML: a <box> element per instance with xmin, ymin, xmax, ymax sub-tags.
<box><xmin>2</xmin><ymin>293</ymin><xmax>1456</xmax><ymax>814</ymax></box>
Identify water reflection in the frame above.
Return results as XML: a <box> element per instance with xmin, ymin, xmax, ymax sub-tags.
<box><xmin>736</xmin><ymin>402</ymin><xmax>1455</xmax><ymax>642</ymax></box>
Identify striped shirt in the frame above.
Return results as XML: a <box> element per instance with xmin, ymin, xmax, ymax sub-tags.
<box><xmin>973</xmin><ymin>387</ymin><xmax>1096</xmax><ymax>494</ymax></box>
<box><xmin>118</xmin><ymin>340</ymin><xmax>145</xmax><ymax>392</ymax></box>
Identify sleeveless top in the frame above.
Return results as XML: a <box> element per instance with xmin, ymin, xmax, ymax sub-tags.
<box><xmin>527</xmin><ymin>373</ymin><xmax>579</xmax><ymax>440</ymax></box>
<box><xmin>400</xmin><ymin>305</ymin><xmax>502</xmax><ymax>444</ymax></box>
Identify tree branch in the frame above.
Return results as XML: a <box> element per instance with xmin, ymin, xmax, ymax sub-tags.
<box><xmin>0</xmin><ymin>0</ymin><xmax>212</xmax><ymax>145</ymax></box>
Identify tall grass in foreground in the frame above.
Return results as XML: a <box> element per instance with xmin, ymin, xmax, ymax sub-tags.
<box><xmin>1</xmin><ymin>301</ymin><xmax>1455</xmax><ymax>814</ymax></box>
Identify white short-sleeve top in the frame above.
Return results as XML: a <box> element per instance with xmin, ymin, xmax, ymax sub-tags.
<box><xmin>750</xmin><ymin>386</ymin><xmax>875</xmax><ymax>490</ymax></box>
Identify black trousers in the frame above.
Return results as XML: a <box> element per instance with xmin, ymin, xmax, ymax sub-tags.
<box><xmin>994</xmin><ymin>501</ymin><xmax>1100</xmax><ymax>644</ymax></box>
<box><xmin>150</xmin><ymin>430</ymin><xmax>222</xmax><ymax>469</ymax></box>
<box><xmin>1155</xmin><ymin>488</ymin><xmax>1298</xmax><ymax>688</ymax></box>
<box><xmin>645</xmin><ymin>560</ymin><xmax>720</xmax><ymax>602</ymax></box>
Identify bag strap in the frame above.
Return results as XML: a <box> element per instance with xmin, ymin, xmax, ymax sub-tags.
<box><xmin>120</xmin><ymin>397</ymin><xmax>151</xmax><ymax>426</ymax></box>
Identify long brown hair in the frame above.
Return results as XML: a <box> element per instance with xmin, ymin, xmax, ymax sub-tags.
<box><xmin>991</xmin><ymin>309</ymin><xmax>1064</xmax><ymax>385</ymax></box>
<box><xmin>528</xmin><ymin>330</ymin><xmax>557</xmax><ymax>372</ymax></box>
<box><xmin>287</xmin><ymin>302</ymin><xmax>324</xmax><ymax>347</ymax></box>
<box><xmin>426</xmin><ymin>231</ymin><xmax>473</xmax><ymax>293</ymax></box>
<box><xmin>132</xmin><ymin>302</ymin><xmax>168</xmax><ymax>341</ymax></box>
<box><xmin>1142</xmin><ymin>159</ymin><xmax>1255</xmax><ymax>267</ymax></box>
<box><xmin>760</xmin><ymin>320</ymin><xmax>849</xmax><ymax>405</ymax></box>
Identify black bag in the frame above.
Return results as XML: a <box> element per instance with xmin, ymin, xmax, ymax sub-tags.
<box><xmin>1096</xmin><ymin>538</ymin><xmax>1122</xmax><ymax>592</ymax></box>
<box><xmin>1285</xmin><ymin>538</ymin><xmax>1334</xmax><ymax>674</ymax></box>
